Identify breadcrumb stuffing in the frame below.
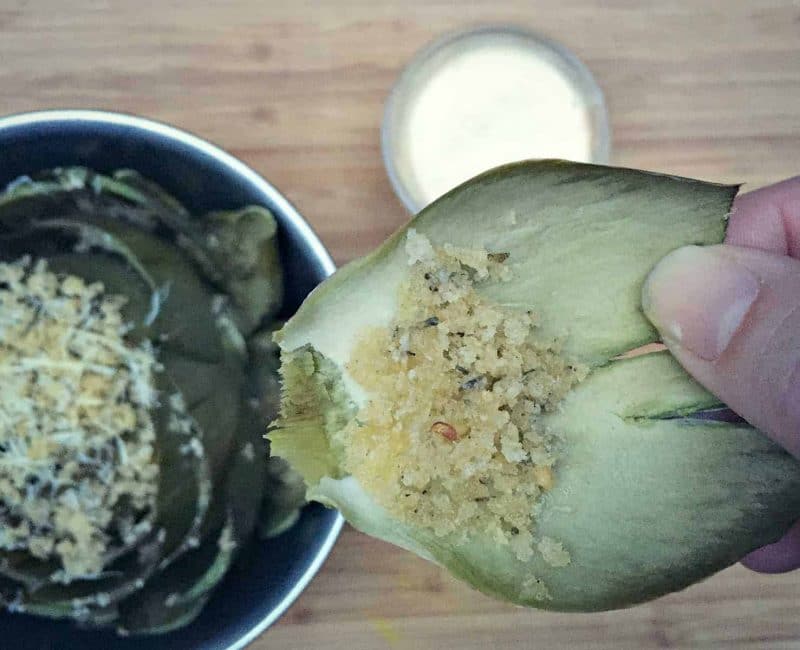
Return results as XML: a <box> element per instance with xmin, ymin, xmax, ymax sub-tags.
<box><xmin>521</xmin><ymin>574</ymin><xmax>552</xmax><ymax>601</ymax></box>
<box><xmin>537</xmin><ymin>536</ymin><xmax>571</xmax><ymax>568</ymax></box>
<box><xmin>0</xmin><ymin>257</ymin><xmax>159</xmax><ymax>579</ymax></box>
<box><xmin>340</xmin><ymin>230</ymin><xmax>585</xmax><ymax>563</ymax></box>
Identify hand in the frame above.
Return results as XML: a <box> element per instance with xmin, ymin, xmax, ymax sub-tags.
<box><xmin>642</xmin><ymin>177</ymin><xmax>800</xmax><ymax>573</ymax></box>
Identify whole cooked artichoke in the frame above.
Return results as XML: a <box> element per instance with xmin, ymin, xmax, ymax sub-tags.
<box><xmin>0</xmin><ymin>168</ymin><xmax>305</xmax><ymax>634</ymax></box>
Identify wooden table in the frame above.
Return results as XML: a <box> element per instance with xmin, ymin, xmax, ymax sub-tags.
<box><xmin>3</xmin><ymin>1</ymin><xmax>800</xmax><ymax>648</ymax></box>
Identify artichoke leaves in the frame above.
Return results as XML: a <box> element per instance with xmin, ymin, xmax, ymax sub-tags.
<box><xmin>0</xmin><ymin>167</ymin><xmax>294</xmax><ymax>633</ymax></box>
<box><xmin>270</xmin><ymin>161</ymin><xmax>800</xmax><ymax>611</ymax></box>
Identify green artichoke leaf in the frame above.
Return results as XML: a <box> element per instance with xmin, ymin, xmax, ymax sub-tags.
<box><xmin>25</xmin><ymin>602</ymin><xmax>121</xmax><ymax>628</ymax></box>
<box><xmin>81</xmin><ymin>168</ymin><xmax>285</xmax><ymax>333</ymax></box>
<box><xmin>21</xmin><ymin>529</ymin><xmax>162</xmax><ymax>611</ymax></box>
<box><xmin>270</xmin><ymin>160</ymin><xmax>800</xmax><ymax>611</ymax></box>
<box><xmin>159</xmin><ymin>347</ymin><xmax>244</xmax><ymax>487</ymax></box>
<box><xmin>0</xmin><ymin>552</ymin><xmax>58</xmax><ymax>593</ymax></box>
<box><xmin>177</xmin><ymin>206</ymin><xmax>284</xmax><ymax>334</ymax></box>
<box><xmin>0</xmin><ymin>223</ymin><xmax>158</xmax><ymax>334</ymax></box>
<box><xmin>246</xmin><ymin>331</ymin><xmax>306</xmax><ymax>538</ymax></box>
<box><xmin>257</xmin><ymin>457</ymin><xmax>306</xmax><ymax>540</ymax></box>
<box><xmin>0</xmin><ymin>167</ymin><xmax>240</xmax><ymax>362</ymax></box>
<box><xmin>117</xmin><ymin>383</ymin><xmax>273</xmax><ymax>636</ymax></box>
<box><xmin>225</xmin><ymin>397</ymin><xmax>269</xmax><ymax>544</ymax></box>
<box><xmin>0</xmin><ymin>574</ymin><xmax>24</xmax><ymax>606</ymax></box>
<box><xmin>170</xmin><ymin>524</ymin><xmax>236</xmax><ymax>607</ymax></box>
<box><xmin>116</xmin><ymin>392</ymin><xmax>271</xmax><ymax>635</ymax></box>
<box><xmin>20</xmin><ymin>600</ymin><xmax>107</xmax><ymax>623</ymax></box>
<box><xmin>0</xmin><ymin>168</ymin><xmax>87</xmax><ymax>223</ymax></box>
<box><xmin>246</xmin><ymin>326</ymin><xmax>283</xmax><ymax>421</ymax></box>
<box><xmin>115</xmin><ymin>522</ymin><xmax>232</xmax><ymax>634</ymax></box>
<box><xmin>72</xmin><ymin>604</ymin><xmax>121</xmax><ymax>629</ymax></box>
<box><xmin>0</xmin><ymin>168</ymin><xmax>159</xmax><ymax>231</ymax></box>
<box><xmin>314</xmin><ymin>354</ymin><xmax>800</xmax><ymax>612</ymax></box>
<box><xmin>85</xmin><ymin>220</ymin><xmax>232</xmax><ymax>363</ymax></box>
<box><xmin>279</xmin><ymin>161</ymin><xmax>737</xmax><ymax>369</ymax></box>
<box><xmin>106</xmin><ymin>169</ymin><xmax>191</xmax><ymax>218</ymax></box>
<box><xmin>0</xmin><ymin>566</ymin><xmax>120</xmax><ymax>627</ymax></box>
<box><xmin>116</xmin><ymin>592</ymin><xmax>209</xmax><ymax>637</ymax></box>
<box><xmin>151</xmin><ymin>373</ymin><xmax>212</xmax><ymax>569</ymax></box>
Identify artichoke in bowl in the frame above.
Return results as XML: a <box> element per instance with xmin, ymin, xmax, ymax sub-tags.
<box><xmin>0</xmin><ymin>168</ymin><xmax>304</xmax><ymax>634</ymax></box>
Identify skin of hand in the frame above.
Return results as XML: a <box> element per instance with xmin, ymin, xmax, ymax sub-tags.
<box><xmin>642</xmin><ymin>176</ymin><xmax>800</xmax><ymax>573</ymax></box>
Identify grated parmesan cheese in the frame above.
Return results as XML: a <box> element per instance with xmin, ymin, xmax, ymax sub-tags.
<box><xmin>0</xmin><ymin>257</ymin><xmax>160</xmax><ymax>579</ymax></box>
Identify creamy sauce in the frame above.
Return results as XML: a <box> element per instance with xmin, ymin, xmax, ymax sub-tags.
<box><xmin>394</xmin><ymin>33</ymin><xmax>596</xmax><ymax>207</ymax></box>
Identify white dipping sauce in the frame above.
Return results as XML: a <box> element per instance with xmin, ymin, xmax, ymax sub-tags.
<box><xmin>389</xmin><ymin>31</ymin><xmax>603</xmax><ymax>209</ymax></box>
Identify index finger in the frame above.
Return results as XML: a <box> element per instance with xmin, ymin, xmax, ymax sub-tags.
<box><xmin>726</xmin><ymin>176</ymin><xmax>800</xmax><ymax>257</ymax></box>
<box><xmin>724</xmin><ymin>176</ymin><xmax>800</xmax><ymax>574</ymax></box>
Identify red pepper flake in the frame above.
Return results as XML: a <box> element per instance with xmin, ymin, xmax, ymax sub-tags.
<box><xmin>431</xmin><ymin>421</ymin><xmax>458</xmax><ymax>442</ymax></box>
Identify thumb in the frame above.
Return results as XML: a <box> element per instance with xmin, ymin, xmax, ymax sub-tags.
<box><xmin>642</xmin><ymin>244</ymin><xmax>800</xmax><ymax>457</ymax></box>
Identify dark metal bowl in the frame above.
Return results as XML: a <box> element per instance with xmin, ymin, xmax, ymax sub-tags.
<box><xmin>0</xmin><ymin>110</ymin><xmax>343</xmax><ymax>650</ymax></box>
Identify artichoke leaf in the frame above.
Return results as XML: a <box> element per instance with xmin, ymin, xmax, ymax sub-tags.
<box><xmin>82</xmin><ymin>219</ymin><xmax>231</xmax><ymax>363</ymax></box>
<box><xmin>224</xmin><ymin>396</ymin><xmax>269</xmax><ymax>544</ymax></box>
<box><xmin>115</xmin><ymin>518</ymin><xmax>236</xmax><ymax>635</ymax></box>
<box><xmin>116</xmin><ymin>592</ymin><xmax>209</xmax><ymax>637</ymax></box>
<box><xmin>312</xmin><ymin>353</ymin><xmax>800</xmax><ymax>611</ymax></box>
<box><xmin>270</xmin><ymin>160</ymin><xmax>800</xmax><ymax>611</ymax></box>
<box><xmin>0</xmin><ymin>168</ymin><xmax>87</xmax><ymax>223</ymax></box>
<box><xmin>73</xmin><ymin>167</ymin><xmax>284</xmax><ymax>334</ymax></box>
<box><xmin>159</xmin><ymin>347</ymin><xmax>244</xmax><ymax>486</ymax></box>
<box><xmin>170</xmin><ymin>523</ymin><xmax>235</xmax><ymax>607</ymax></box>
<box><xmin>0</xmin><ymin>167</ymin><xmax>238</xmax><ymax>362</ymax></box>
<box><xmin>244</xmin><ymin>325</ymin><xmax>292</xmax><ymax>537</ymax></box>
<box><xmin>117</xmin><ymin>391</ymin><xmax>271</xmax><ymax>634</ymax></box>
<box><xmin>0</xmin><ymin>568</ymin><xmax>121</xmax><ymax>627</ymax></box>
<box><xmin>246</xmin><ymin>326</ymin><xmax>284</xmax><ymax>423</ymax></box>
<box><xmin>280</xmin><ymin>161</ymin><xmax>738</xmax><ymax>370</ymax></box>
<box><xmin>0</xmin><ymin>574</ymin><xmax>24</xmax><ymax>607</ymax></box>
<box><xmin>0</xmin><ymin>552</ymin><xmax>59</xmax><ymax>593</ymax></box>
<box><xmin>257</xmin><ymin>457</ymin><xmax>306</xmax><ymax>540</ymax></box>
<box><xmin>0</xmin><ymin>223</ymin><xmax>158</xmax><ymax>334</ymax></box>
<box><xmin>122</xmin><ymin>385</ymin><xmax>273</xmax><ymax>633</ymax></box>
<box><xmin>72</xmin><ymin>604</ymin><xmax>121</xmax><ymax>629</ymax></box>
<box><xmin>106</xmin><ymin>169</ymin><xmax>191</xmax><ymax>218</ymax></box>
<box><xmin>151</xmin><ymin>373</ymin><xmax>212</xmax><ymax>569</ymax></box>
<box><xmin>24</xmin><ymin>602</ymin><xmax>120</xmax><ymax>628</ymax></box>
<box><xmin>0</xmin><ymin>168</ymin><xmax>158</xmax><ymax>231</ymax></box>
<box><xmin>178</xmin><ymin>206</ymin><xmax>284</xmax><ymax>334</ymax></box>
<box><xmin>0</xmin><ymin>519</ymin><xmax>156</xmax><ymax>600</ymax></box>
<box><xmin>22</xmin><ymin>529</ymin><xmax>162</xmax><ymax>611</ymax></box>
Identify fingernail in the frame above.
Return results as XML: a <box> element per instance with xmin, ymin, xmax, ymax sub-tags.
<box><xmin>642</xmin><ymin>246</ymin><xmax>760</xmax><ymax>361</ymax></box>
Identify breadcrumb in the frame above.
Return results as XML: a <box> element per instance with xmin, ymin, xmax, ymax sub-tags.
<box><xmin>340</xmin><ymin>231</ymin><xmax>585</xmax><ymax>562</ymax></box>
<box><xmin>0</xmin><ymin>258</ymin><xmax>159</xmax><ymax>579</ymax></box>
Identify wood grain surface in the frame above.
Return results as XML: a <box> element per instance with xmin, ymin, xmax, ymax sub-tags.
<box><xmin>3</xmin><ymin>1</ymin><xmax>800</xmax><ymax>648</ymax></box>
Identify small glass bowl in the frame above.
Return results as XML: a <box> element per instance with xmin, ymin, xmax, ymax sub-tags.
<box><xmin>381</xmin><ymin>25</ymin><xmax>612</xmax><ymax>213</ymax></box>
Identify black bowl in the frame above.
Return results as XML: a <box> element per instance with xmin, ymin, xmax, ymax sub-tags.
<box><xmin>0</xmin><ymin>110</ymin><xmax>343</xmax><ymax>650</ymax></box>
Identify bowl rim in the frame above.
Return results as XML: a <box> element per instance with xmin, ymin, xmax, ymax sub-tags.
<box><xmin>0</xmin><ymin>108</ymin><xmax>344</xmax><ymax>649</ymax></box>
<box><xmin>381</xmin><ymin>24</ymin><xmax>612</xmax><ymax>214</ymax></box>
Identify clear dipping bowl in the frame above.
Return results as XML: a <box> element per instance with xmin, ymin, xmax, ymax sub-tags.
<box><xmin>382</xmin><ymin>26</ymin><xmax>611</xmax><ymax>213</ymax></box>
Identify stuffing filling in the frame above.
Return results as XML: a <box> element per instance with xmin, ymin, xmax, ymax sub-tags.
<box><xmin>0</xmin><ymin>258</ymin><xmax>159</xmax><ymax>579</ymax></box>
<box><xmin>340</xmin><ymin>231</ymin><xmax>585</xmax><ymax>562</ymax></box>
